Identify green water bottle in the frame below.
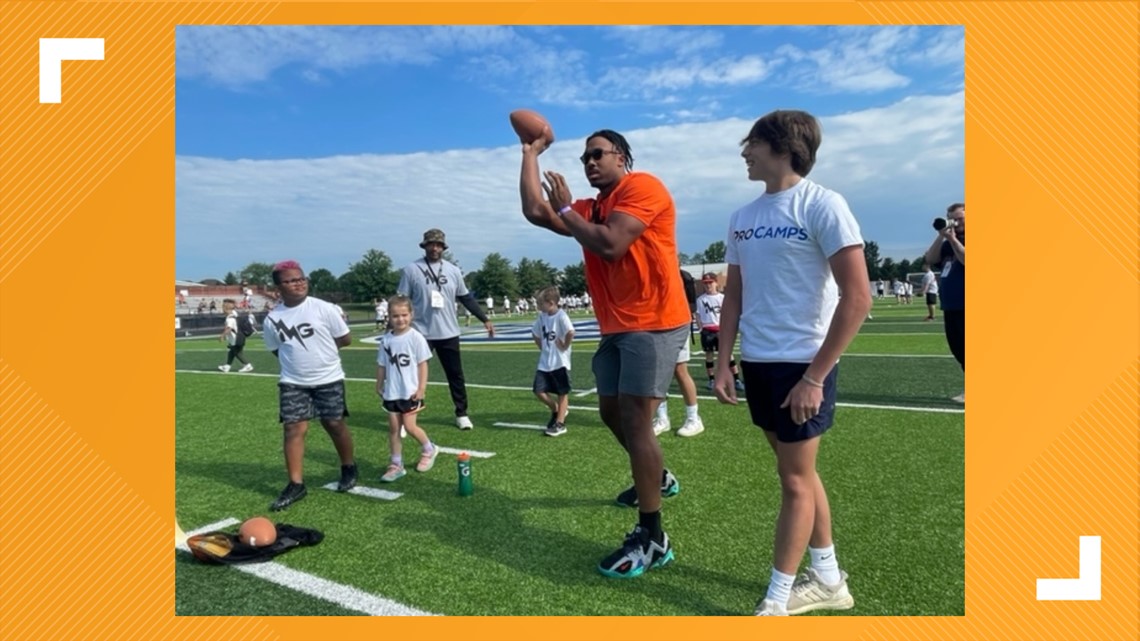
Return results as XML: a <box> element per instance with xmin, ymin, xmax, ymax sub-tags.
<box><xmin>457</xmin><ymin>451</ymin><xmax>473</xmax><ymax>496</ymax></box>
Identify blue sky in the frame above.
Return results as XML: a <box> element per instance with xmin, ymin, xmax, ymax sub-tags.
<box><xmin>175</xmin><ymin>25</ymin><xmax>964</xmax><ymax>281</ymax></box>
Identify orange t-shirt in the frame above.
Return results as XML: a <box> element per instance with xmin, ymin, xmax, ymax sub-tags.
<box><xmin>569</xmin><ymin>172</ymin><xmax>691</xmax><ymax>335</ymax></box>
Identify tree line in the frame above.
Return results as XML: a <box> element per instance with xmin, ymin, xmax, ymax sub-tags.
<box><xmin>217</xmin><ymin>240</ymin><xmax>920</xmax><ymax>302</ymax></box>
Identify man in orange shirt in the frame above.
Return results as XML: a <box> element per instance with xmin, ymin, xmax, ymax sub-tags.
<box><xmin>520</xmin><ymin>129</ymin><xmax>691</xmax><ymax>578</ymax></box>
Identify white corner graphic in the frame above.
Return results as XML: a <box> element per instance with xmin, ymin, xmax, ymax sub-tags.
<box><xmin>39</xmin><ymin>38</ymin><xmax>104</xmax><ymax>103</ymax></box>
<box><xmin>1036</xmin><ymin>536</ymin><xmax>1101</xmax><ymax>601</ymax></box>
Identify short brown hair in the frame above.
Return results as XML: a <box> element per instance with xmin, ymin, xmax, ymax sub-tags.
<box><xmin>386</xmin><ymin>294</ymin><xmax>413</xmax><ymax>316</ymax></box>
<box><xmin>740</xmin><ymin>110</ymin><xmax>821</xmax><ymax>177</ymax></box>
<box><xmin>946</xmin><ymin>202</ymin><xmax>964</xmax><ymax>214</ymax></box>
<box><xmin>536</xmin><ymin>286</ymin><xmax>560</xmax><ymax>306</ymax></box>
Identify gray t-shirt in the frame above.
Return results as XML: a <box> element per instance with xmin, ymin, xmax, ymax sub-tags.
<box><xmin>396</xmin><ymin>258</ymin><xmax>469</xmax><ymax>340</ymax></box>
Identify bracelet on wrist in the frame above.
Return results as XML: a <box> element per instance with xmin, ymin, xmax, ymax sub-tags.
<box><xmin>801</xmin><ymin>374</ymin><xmax>825</xmax><ymax>388</ymax></box>
<box><xmin>557</xmin><ymin>205</ymin><xmax>572</xmax><ymax>216</ymax></box>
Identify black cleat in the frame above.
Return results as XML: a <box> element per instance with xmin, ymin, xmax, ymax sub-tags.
<box><xmin>270</xmin><ymin>481</ymin><xmax>308</xmax><ymax>511</ymax></box>
<box><xmin>337</xmin><ymin>464</ymin><xmax>358</xmax><ymax>492</ymax></box>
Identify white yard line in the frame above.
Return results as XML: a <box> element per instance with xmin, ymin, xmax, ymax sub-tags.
<box><xmin>176</xmin><ymin>370</ymin><xmax>963</xmax><ymax>414</ymax></box>
<box><xmin>492</xmin><ymin>422</ymin><xmax>545</xmax><ymax>431</ymax></box>
<box><xmin>177</xmin><ymin>517</ymin><xmax>436</xmax><ymax>616</ymax></box>
<box><xmin>434</xmin><ymin>446</ymin><xmax>496</xmax><ymax>459</ymax></box>
<box><xmin>320</xmin><ymin>483</ymin><xmax>402</xmax><ymax>501</ymax></box>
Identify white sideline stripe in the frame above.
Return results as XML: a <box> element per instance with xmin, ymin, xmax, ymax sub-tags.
<box><xmin>435</xmin><ymin>446</ymin><xmax>496</xmax><ymax>458</ymax></box>
<box><xmin>858</xmin><ymin>332</ymin><xmax>942</xmax><ymax>336</ymax></box>
<box><xmin>175</xmin><ymin>370</ymin><xmax>961</xmax><ymax>414</ymax></box>
<box><xmin>839</xmin><ymin>402</ymin><xmax>963</xmax><ymax>414</ymax></box>
<box><xmin>320</xmin><ymin>482</ymin><xmax>402</xmax><ymax>501</ymax></box>
<box><xmin>573</xmin><ymin>387</ymin><xmax>596</xmax><ymax>397</ymax></box>
<box><xmin>493</xmin><ymin>422</ymin><xmax>545</xmax><ymax>431</ymax></box>
<box><xmin>177</xmin><ymin>517</ymin><xmax>437</xmax><ymax>616</ymax></box>
<box><xmin>239</xmin><ymin>560</ymin><xmax>438</xmax><ymax>616</ymax></box>
<box><xmin>568</xmin><ymin>405</ymin><xmax>596</xmax><ymax>412</ymax></box>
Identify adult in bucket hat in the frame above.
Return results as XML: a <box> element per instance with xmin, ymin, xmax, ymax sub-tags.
<box><xmin>397</xmin><ymin>229</ymin><xmax>495</xmax><ymax>430</ymax></box>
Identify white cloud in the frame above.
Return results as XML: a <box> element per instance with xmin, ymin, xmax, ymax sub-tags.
<box><xmin>176</xmin><ymin>26</ymin><xmax>520</xmax><ymax>86</ymax></box>
<box><xmin>602</xmin><ymin>26</ymin><xmax>724</xmax><ymax>57</ymax></box>
<box><xmin>176</xmin><ymin>92</ymin><xmax>964</xmax><ymax>280</ymax></box>
<box><xmin>773</xmin><ymin>26</ymin><xmax>962</xmax><ymax>94</ymax></box>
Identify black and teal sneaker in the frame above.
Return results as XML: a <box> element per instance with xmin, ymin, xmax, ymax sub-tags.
<box><xmin>614</xmin><ymin>469</ymin><xmax>680</xmax><ymax>507</ymax></box>
<box><xmin>597</xmin><ymin>526</ymin><xmax>674</xmax><ymax>579</ymax></box>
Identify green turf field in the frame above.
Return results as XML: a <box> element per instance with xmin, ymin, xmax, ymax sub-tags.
<box><xmin>175</xmin><ymin>299</ymin><xmax>963</xmax><ymax>616</ymax></box>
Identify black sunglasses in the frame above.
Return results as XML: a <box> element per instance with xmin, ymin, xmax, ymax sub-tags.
<box><xmin>579</xmin><ymin>148</ymin><xmax>621</xmax><ymax>165</ymax></box>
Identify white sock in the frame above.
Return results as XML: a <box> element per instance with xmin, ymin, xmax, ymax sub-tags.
<box><xmin>685</xmin><ymin>404</ymin><xmax>699</xmax><ymax>419</ymax></box>
<box><xmin>656</xmin><ymin>401</ymin><xmax>668</xmax><ymax>420</ymax></box>
<box><xmin>765</xmin><ymin>568</ymin><xmax>796</xmax><ymax>606</ymax></box>
<box><xmin>422</xmin><ymin>441</ymin><xmax>435</xmax><ymax>455</ymax></box>
<box><xmin>809</xmin><ymin>544</ymin><xmax>842</xmax><ymax>585</ymax></box>
<box><xmin>391</xmin><ymin>455</ymin><xmax>403</xmax><ymax>467</ymax></box>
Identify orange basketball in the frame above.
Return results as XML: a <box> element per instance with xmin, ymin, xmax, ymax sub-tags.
<box><xmin>509</xmin><ymin>109</ymin><xmax>554</xmax><ymax>145</ymax></box>
<box><xmin>239</xmin><ymin>516</ymin><xmax>277</xmax><ymax>547</ymax></box>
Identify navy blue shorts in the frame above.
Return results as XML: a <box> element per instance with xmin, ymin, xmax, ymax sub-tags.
<box><xmin>740</xmin><ymin>361</ymin><xmax>838</xmax><ymax>443</ymax></box>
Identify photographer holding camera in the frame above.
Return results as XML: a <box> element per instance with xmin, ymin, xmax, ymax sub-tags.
<box><xmin>925</xmin><ymin>202</ymin><xmax>965</xmax><ymax>403</ymax></box>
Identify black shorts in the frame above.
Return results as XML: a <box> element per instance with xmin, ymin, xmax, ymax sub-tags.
<box><xmin>382</xmin><ymin>398</ymin><xmax>425</xmax><ymax>416</ymax></box>
<box><xmin>926</xmin><ymin>292</ymin><xmax>938</xmax><ymax>305</ymax></box>
<box><xmin>278</xmin><ymin>380</ymin><xmax>349</xmax><ymax>425</ymax></box>
<box><xmin>740</xmin><ymin>362</ymin><xmax>838</xmax><ymax>443</ymax></box>
<box><xmin>533</xmin><ymin>368</ymin><xmax>571</xmax><ymax>395</ymax></box>
<box><xmin>699</xmin><ymin>328</ymin><xmax>720</xmax><ymax>353</ymax></box>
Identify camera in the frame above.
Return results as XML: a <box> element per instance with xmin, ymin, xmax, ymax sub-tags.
<box><xmin>932</xmin><ymin>217</ymin><xmax>958</xmax><ymax>231</ymax></box>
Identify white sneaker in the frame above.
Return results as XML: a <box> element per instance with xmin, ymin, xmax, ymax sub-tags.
<box><xmin>217</xmin><ymin>364</ymin><xmax>231</xmax><ymax>372</ymax></box>
<box><xmin>951</xmin><ymin>392</ymin><xmax>965</xmax><ymax>403</ymax></box>
<box><xmin>652</xmin><ymin>416</ymin><xmax>671</xmax><ymax>436</ymax></box>
<box><xmin>456</xmin><ymin>416</ymin><xmax>474</xmax><ymax>430</ymax></box>
<box><xmin>786</xmin><ymin>567</ymin><xmax>855</xmax><ymax>615</ymax></box>
<box><xmin>753</xmin><ymin>598</ymin><xmax>789</xmax><ymax>616</ymax></box>
<box><xmin>677</xmin><ymin>416</ymin><xmax>705</xmax><ymax>437</ymax></box>
<box><xmin>238</xmin><ymin>363</ymin><xmax>254</xmax><ymax>373</ymax></box>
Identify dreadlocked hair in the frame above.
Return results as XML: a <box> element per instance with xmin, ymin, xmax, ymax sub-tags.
<box><xmin>587</xmin><ymin>129</ymin><xmax>634</xmax><ymax>171</ymax></box>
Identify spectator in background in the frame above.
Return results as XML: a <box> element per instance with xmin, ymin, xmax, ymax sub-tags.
<box><xmin>397</xmin><ymin>229</ymin><xmax>496</xmax><ymax>430</ymax></box>
<box><xmin>925</xmin><ymin>202</ymin><xmax>965</xmax><ymax>402</ymax></box>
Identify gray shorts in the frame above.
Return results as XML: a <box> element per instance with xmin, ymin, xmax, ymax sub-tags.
<box><xmin>278</xmin><ymin>380</ymin><xmax>348</xmax><ymax>424</ymax></box>
<box><xmin>592</xmin><ymin>325</ymin><xmax>689</xmax><ymax>398</ymax></box>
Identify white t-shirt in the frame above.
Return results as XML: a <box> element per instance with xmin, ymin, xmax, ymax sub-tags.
<box><xmin>377</xmin><ymin>328</ymin><xmax>432</xmax><ymax>401</ymax></box>
<box><xmin>921</xmin><ymin>271</ymin><xmax>939</xmax><ymax>295</ymax></box>
<box><xmin>396</xmin><ymin>258</ymin><xmax>469</xmax><ymax>340</ymax></box>
<box><xmin>725</xmin><ymin>178</ymin><xmax>863</xmax><ymax>363</ymax></box>
<box><xmin>695</xmin><ymin>292</ymin><xmax>724</xmax><ymax>330</ymax></box>
<box><xmin>263</xmin><ymin>297</ymin><xmax>350</xmax><ymax>386</ymax></box>
<box><xmin>532</xmin><ymin>309</ymin><xmax>574</xmax><ymax>372</ymax></box>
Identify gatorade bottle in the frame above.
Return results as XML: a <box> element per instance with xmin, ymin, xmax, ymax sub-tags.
<box><xmin>457</xmin><ymin>451</ymin><xmax>473</xmax><ymax>496</ymax></box>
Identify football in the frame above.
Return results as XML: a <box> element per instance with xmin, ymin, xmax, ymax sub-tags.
<box><xmin>509</xmin><ymin>109</ymin><xmax>554</xmax><ymax>145</ymax></box>
<box><xmin>239</xmin><ymin>516</ymin><xmax>277</xmax><ymax>547</ymax></box>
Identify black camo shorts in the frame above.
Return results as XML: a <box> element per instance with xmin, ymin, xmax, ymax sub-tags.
<box><xmin>278</xmin><ymin>380</ymin><xmax>349</xmax><ymax>424</ymax></box>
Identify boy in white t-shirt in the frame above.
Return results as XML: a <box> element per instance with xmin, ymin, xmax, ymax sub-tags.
<box><xmin>376</xmin><ymin>295</ymin><xmax>438</xmax><ymax>482</ymax></box>
<box><xmin>262</xmin><ymin>261</ymin><xmax>358</xmax><ymax>512</ymax></box>
<box><xmin>217</xmin><ymin>299</ymin><xmax>253</xmax><ymax>373</ymax></box>
<box><xmin>695</xmin><ymin>272</ymin><xmax>743</xmax><ymax>392</ymax></box>
<box><xmin>715</xmin><ymin>111</ymin><xmax>871</xmax><ymax>616</ymax></box>
<box><xmin>531</xmin><ymin>286</ymin><xmax>575</xmax><ymax>437</ymax></box>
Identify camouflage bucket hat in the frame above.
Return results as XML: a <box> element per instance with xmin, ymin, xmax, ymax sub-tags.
<box><xmin>419</xmin><ymin>228</ymin><xmax>448</xmax><ymax>250</ymax></box>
